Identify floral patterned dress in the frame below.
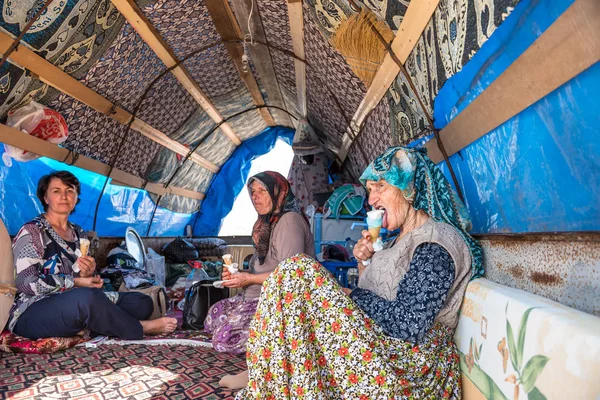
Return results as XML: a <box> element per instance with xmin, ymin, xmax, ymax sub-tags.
<box><xmin>236</xmin><ymin>254</ymin><xmax>461</xmax><ymax>399</ymax></box>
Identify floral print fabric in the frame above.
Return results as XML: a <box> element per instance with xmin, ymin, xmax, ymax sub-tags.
<box><xmin>236</xmin><ymin>254</ymin><xmax>461</xmax><ymax>399</ymax></box>
<box><xmin>350</xmin><ymin>243</ymin><xmax>455</xmax><ymax>342</ymax></box>
<box><xmin>204</xmin><ymin>293</ymin><xmax>260</xmax><ymax>354</ymax></box>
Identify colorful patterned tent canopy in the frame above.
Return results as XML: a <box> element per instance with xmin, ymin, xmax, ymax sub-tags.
<box><xmin>0</xmin><ymin>0</ymin><xmax>598</xmax><ymax>236</ymax></box>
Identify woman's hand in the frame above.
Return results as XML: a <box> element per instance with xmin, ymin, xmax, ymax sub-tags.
<box><xmin>222</xmin><ymin>272</ymin><xmax>254</xmax><ymax>289</ymax></box>
<box><xmin>78</xmin><ymin>256</ymin><xmax>96</xmax><ymax>278</ymax></box>
<box><xmin>74</xmin><ymin>276</ymin><xmax>103</xmax><ymax>289</ymax></box>
<box><xmin>221</xmin><ymin>268</ymin><xmax>232</xmax><ymax>281</ymax></box>
<box><xmin>341</xmin><ymin>287</ymin><xmax>353</xmax><ymax>296</ymax></box>
<box><xmin>353</xmin><ymin>230</ymin><xmax>375</xmax><ymax>263</ymax></box>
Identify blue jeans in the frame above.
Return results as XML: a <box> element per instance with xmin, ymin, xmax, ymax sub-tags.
<box><xmin>14</xmin><ymin>288</ymin><xmax>153</xmax><ymax>340</ymax></box>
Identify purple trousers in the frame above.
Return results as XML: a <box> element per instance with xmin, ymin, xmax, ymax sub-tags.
<box><xmin>203</xmin><ymin>292</ymin><xmax>259</xmax><ymax>354</ymax></box>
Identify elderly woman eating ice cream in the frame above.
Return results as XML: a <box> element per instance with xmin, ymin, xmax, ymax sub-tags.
<box><xmin>235</xmin><ymin>146</ymin><xmax>484</xmax><ymax>399</ymax></box>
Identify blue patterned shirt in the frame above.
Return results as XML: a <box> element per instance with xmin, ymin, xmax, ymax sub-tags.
<box><xmin>350</xmin><ymin>242</ymin><xmax>455</xmax><ymax>343</ymax></box>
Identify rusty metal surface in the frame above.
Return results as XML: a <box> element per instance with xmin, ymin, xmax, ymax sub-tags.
<box><xmin>480</xmin><ymin>234</ymin><xmax>600</xmax><ymax>317</ymax></box>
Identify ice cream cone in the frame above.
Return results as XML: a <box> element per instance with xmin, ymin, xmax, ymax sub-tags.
<box><xmin>368</xmin><ymin>226</ymin><xmax>381</xmax><ymax>243</ymax></box>
<box><xmin>79</xmin><ymin>238</ymin><xmax>90</xmax><ymax>257</ymax></box>
<box><xmin>366</xmin><ymin>210</ymin><xmax>384</xmax><ymax>242</ymax></box>
<box><xmin>222</xmin><ymin>254</ymin><xmax>233</xmax><ymax>265</ymax></box>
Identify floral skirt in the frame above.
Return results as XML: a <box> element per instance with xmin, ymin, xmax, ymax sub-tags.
<box><xmin>204</xmin><ymin>292</ymin><xmax>259</xmax><ymax>354</ymax></box>
<box><xmin>236</xmin><ymin>254</ymin><xmax>461</xmax><ymax>399</ymax></box>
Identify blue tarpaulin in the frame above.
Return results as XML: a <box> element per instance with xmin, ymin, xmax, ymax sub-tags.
<box><xmin>429</xmin><ymin>0</ymin><xmax>600</xmax><ymax>233</ymax></box>
<box><xmin>0</xmin><ymin>127</ymin><xmax>294</xmax><ymax>237</ymax></box>
<box><xmin>0</xmin><ymin>158</ymin><xmax>192</xmax><ymax>236</ymax></box>
<box><xmin>193</xmin><ymin>126</ymin><xmax>294</xmax><ymax>236</ymax></box>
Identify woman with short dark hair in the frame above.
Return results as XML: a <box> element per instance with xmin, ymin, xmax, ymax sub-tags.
<box><xmin>6</xmin><ymin>170</ymin><xmax>177</xmax><ymax>339</ymax></box>
<box><xmin>36</xmin><ymin>170</ymin><xmax>81</xmax><ymax>212</ymax></box>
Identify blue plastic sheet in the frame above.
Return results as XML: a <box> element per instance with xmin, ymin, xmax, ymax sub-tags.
<box><xmin>433</xmin><ymin>0</ymin><xmax>575</xmax><ymax>129</ymax></box>
<box><xmin>429</xmin><ymin>0</ymin><xmax>600</xmax><ymax>233</ymax></box>
<box><xmin>193</xmin><ymin>126</ymin><xmax>294</xmax><ymax>236</ymax></box>
<box><xmin>0</xmin><ymin>158</ymin><xmax>192</xmax><ymax>236</ymax></box>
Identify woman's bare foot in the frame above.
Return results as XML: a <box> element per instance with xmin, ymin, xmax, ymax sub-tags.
<box><xmin>140</xmin><ymin>317</ymin><xmax>177</xmax><ymax>335</ymax></box>
<box><xmin>219</xmin><ymin>370</ymin><xmax>249</xmax><ymax>389</ymax></box>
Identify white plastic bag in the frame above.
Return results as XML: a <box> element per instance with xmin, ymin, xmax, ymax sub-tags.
<box><xmin>146</xmin><ymin>248</ymin><xmax>166</xmax><ymax>287</ymax></box>
<box><xmin>2</xmin><ymin>101</ymin><xmax>68</xmax><ymax>166</ymax></box>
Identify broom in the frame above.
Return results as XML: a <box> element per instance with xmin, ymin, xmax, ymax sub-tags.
<box><xmin>330</xmin><ymin>8</ymin><xmax>395</xmax><ymax>87</ymax></box>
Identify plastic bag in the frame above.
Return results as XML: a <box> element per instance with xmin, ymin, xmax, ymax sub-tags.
<box><xmin>146</xmin><ymin>248</ymin><xmax>166</xmax><ymax>287</ymax></box>
<box><xmin>2</xmin><ymin>101</ymin><xmax>68</xmax><ymax>166</ymax></box>
<box><xmin>185</xmin><ymin>266</ymin><xmax>211</xmax><ymax>293</ymax></box>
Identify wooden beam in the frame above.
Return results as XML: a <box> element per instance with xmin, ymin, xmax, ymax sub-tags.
<box><xmin>287</xmin><ymin>0</ymin><xmax>307</xmax><ymax>118</ymax></box>
<box><xmin>230</xmin><ymin>0</ymin><xmax>294</xmax><ymax>127</ymax></box>
<box><xmin>425</xmin><ymin>0</ymin><xmax>600</xmax><ymax>163</ymax></box>
<box><xmin>110</xmin><ymin>0</ymin><xmax>242</xmax><ymax>145</ymax></box>
<box><xmin>204</xmin><ymin>0</ymin><xmax>275</xmax><ymax>126</ymax></box>
<box><xmin>0</xmin><ymin>124</ymin><xmax>204</xmax><ymax>200</ymax></box>
<box><xmin>337</xmin><ymin>0</ymin><xmax>440</xmax><ymax>161</ymax></box>
<box><xmin>0</xmin><ymin>32</ymin><xmax>220</xmax><ymax>174</ymax></box>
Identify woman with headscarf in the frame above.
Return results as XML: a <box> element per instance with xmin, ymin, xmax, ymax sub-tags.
<box><xmin>205</xmin><ymin>171</ymin><xmax>315</xmax><ymax>359</ymax></box>
<box><xmin>235</xmin><ymin>147</ymin><xmax>483</xmax><ymax>399</ymax></box>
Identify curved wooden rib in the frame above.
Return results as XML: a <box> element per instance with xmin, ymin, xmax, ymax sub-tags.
<box><xmin>0</xmin><ymin>124</ymin><xmax>204</xmax><ymax>200</ymax></box>
<box><xmin>0</xmin><ymin>32</ymin><xmax>220</xmax><ymax>174</ymax></box>
<box><xmin>110</xmin><ymin>0</ymin><xmax>242</xmax><ymax>146</ymax></box>
<box><xmin>204</xmin><ymin>0</ymin><xmax>275</xmax><ymax>127</ymax></box>
<box><xmin>337</xmin><ymin>0</ymin><xmax>439</xmax><ymax>161</ymax></box>
<box><xmin>230</xmin><ymin>0</ymin><xmax>294</xmax><ymax>127</ymax></box>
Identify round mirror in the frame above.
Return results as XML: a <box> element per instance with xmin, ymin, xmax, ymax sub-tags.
<box><xmin>125</xmin><ymin>227</ymin><xmax>146</xmax><ymax>269</ymax></box>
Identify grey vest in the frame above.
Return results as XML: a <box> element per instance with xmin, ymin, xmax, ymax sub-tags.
<box><xmin>358</xmin><ymin>219</ymin><xmax>472</xmax><ymax>329</ymax></box>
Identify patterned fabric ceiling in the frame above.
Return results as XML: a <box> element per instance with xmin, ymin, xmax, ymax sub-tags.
<box><xmin>0</xmin><ymin>0</ymin><xmax>520</xmax><ymax>213</ymax></box>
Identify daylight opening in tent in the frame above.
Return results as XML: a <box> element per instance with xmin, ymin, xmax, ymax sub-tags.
<box><xmin>218</xmin><ymin>139</ymin><xmax>294</xmax><ymax>236</ymax></box>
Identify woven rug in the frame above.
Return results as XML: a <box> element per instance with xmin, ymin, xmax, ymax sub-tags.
<box><xmin>0</xmin><ymin>344</ymin><xmax>246</xmax><ymax>399</ymax></box>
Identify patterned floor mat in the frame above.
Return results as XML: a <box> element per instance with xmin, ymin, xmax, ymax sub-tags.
<box><xmin>0</xmin><ymin>344</ymin><xmax>246</xmax><ymax>399</ymax></box>
<box><xmin>98</xmin><ymin>330</ymin><xmax>214</xmax><ymax>348</ymax></box>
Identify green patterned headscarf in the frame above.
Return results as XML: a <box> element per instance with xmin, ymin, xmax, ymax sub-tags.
<box><xmin>359</xmin><ymin>146</ymin><xmax>484</xmax><ymax>280</ymax></box>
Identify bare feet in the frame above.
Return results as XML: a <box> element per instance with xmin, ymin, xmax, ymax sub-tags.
<box><xmin>140</xmin><ymin>317</ymin><xmax>177</xmax><ymax>335</ymax></box>
<box><xmin>219</xmin><ymin>370</ymin><xmax>249</xmax><ymax>390</ymax></box>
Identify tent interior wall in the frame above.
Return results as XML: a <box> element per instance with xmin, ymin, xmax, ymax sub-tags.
<box><xmin>0</xmin><ymin>0</ymin><xmax>599</xmax><ymax>398</ymax></box>
<box><xmin>0</xmin><ymin>0</ymin><xmax>598</xmax><ymax>316</ymax></box>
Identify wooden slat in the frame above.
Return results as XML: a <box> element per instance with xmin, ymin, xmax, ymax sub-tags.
<box><xmin>425</xmin><ymin>0</ymin><xmax>600</xmax><ymax>163</ymax></box>
<box><xmin>287</xmin><ymin>0</ymin><xmax>307</xmax><ymax>118</ymax></box>
<box><xmin>0</xmin><ymin>32</ymin><xmax>220</xmax><ymax>174</ymax></box>
<box><xmin>128</xmin><ymin>119</ymin><xmax>219</xmax><ymax>172</ymax></box>
<box><xmin>111</xmin><ymin>0</ymin><xmax>242</xmax><ymax>146</ymax></box>
<box><xmin>204</xmin><ymin>0</ymin><xmax>275</xmax><ymax>126</ymax></box>
<box><xmin>230</xmin><ymin>0</ymin><xmax>294</xmax><ymax>127</ymax></box>
<box><xmin>337</xmin><ymin>0</ymin><xmax>440</xmax><ymax>161</ymax></box>
<box><xmin>0</xmin><ymin>124</ymin><xmax>204</xmax><ymax>200</ymax></box>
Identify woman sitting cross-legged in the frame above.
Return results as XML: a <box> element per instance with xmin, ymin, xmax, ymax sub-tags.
<box><xmin>235</xmin><ymin>146</ymin><xmax>484</xmax><ymax>399</ymax></box>
<box><xmin>6</xmin><ymin>170</ymin><xmax>177</xmax><ymax>340</ymax></box>
<box><xmin>207</xmin><ymin>171</ymin><xmax>315</xmax><ymax>389</ymax></box>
